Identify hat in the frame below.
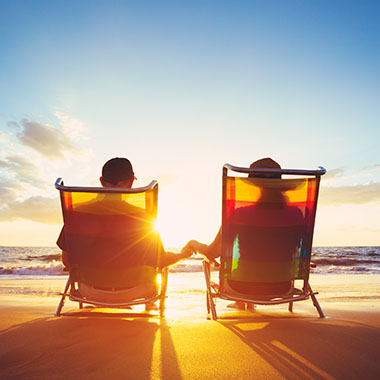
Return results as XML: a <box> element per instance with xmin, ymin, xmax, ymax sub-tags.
<box><xmin>248</xmin><ymin>157</ymin><xmax>282</xmax><ymax>178</ymax></box>
<box><xmin>246</xmin><ymin>158</ymin><xmax>303</xmax><ymax>191</ymax></box>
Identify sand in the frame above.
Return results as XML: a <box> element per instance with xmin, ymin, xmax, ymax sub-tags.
<box><xmin>1</xmin><ymin>273</ymin><xmax>380</xmax><ymax>379</ymax></box>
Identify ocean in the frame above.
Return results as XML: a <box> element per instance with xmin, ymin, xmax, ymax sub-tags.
<box><xmin>1</xmin><ymin>246</ymin><xmax>380</xmax><ymax>277</ymax></box>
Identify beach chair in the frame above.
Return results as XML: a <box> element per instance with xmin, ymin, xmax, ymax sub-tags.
<box><xmin>54</xmin><ymin>178</ymin><xmax>168</xmax><ymax>317</ymax></box>
<box><xmin>203</xmin><ymin>164</ymin><xmax>326</xmax><ymax>320</ymax></box>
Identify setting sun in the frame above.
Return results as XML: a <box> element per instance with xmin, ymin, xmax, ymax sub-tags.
<box><xmin>155</xmin><ymin>201</ymin><xmax>200</xmax><ymax>248</ymax></box>
<box><xmin>1</xmin><ymin>2</ymin><xmax>380</xmax><ymax>379</ymax></box>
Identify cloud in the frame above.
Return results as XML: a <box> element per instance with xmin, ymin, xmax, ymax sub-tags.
<box><xmin>0</xmin><ymin>154</ymin><xmax>46</xmax><ymax>188</ymax></box>
<box><xmin>0</xmin><ymin>176</ymin><xmax>60</xmax><ymax>224</ymax></box>
<box><xmin>12</xmin><ymin>118</ymin><xmax>80</xmax><ymax>160</ymax></box>
<box><xmin>0</xmin><ymin>175</ymin><xmax>59</xmax><ymax>223</ymax></box>
<box><xmin>323</xmin><ymin>167</ymin><xmax>345</xmax><ymax>179</ymax></box>
<box><xmin>54</xmin><ymin>112</ymin><xmax>87</xmax><ymax>142</ymax></box>
<box><xmin>362</xmin><ymin>163</ymin><xmax>380</xmax><ymax>171</ymax></box>
<box><xmin>0</xmin><ymin>114</ymin><xmax>89</xmax><ymax>224</ymax></box>
<box><xmin>6</xmin><ymin>121</ymin><xmax>19</xmax><ymax>130</ymax></box>
<box><xmin>0</xmin><ymin>195</ymin><xmax>61</xmax><ymax>224</ymax></box>
<box><xmin>320</xmin><ymin>182</ymin><xmax>380</xmax><ymax>205</ymax></box>
<box><xmin>0</xmin><ymin>180</ymin><xmax>20</xmax><ymax>203</ymax></box>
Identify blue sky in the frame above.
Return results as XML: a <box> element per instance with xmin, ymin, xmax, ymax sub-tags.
<box><xmin>0</xmin><ymin>1</ymin><xmax>379</xmax><ymax>246</ymax></box>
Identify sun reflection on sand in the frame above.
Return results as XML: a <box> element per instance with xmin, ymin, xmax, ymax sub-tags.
<box><xmin>235</xmin><ymin>322</ymin><xmax>269</xmax><ymax>331</ymax></box>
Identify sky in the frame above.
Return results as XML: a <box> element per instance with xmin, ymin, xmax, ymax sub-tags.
<box><xmin>0</xmin><ymin>0</ymin><xmax>379</xmax><ymax>248</ymax></box>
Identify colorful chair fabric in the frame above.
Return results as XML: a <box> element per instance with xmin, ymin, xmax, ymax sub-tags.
<box><xmin>55</xmin><ymin>178</ymin><xmax>168</xmax><ymax>317</ymax></box>
<box><xmin>203</xmin><ymin>164</ymin><xmax>326</xmax><ymax>320</ymax></box>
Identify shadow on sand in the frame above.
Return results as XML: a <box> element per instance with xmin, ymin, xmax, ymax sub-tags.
<box><xmin>217</xmin><ymin>310</ymin><xmax>380</xmax><ymax>380</ymax></box>
<box><xmin>1</xmin><ymin>308</ymin><xmax>380</xmax><ymax>379</ymax></box>
<box><xmin>0</xmin><ymin>309</ymin><xmax>182</xmax><ymax>380</ymax></box>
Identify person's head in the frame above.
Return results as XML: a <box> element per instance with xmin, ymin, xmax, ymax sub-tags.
<box><xmin>100</xmin><ymin>157</ymin><xmax>135</xmax><ymax>188</ymax></box>
<box><xmin>249</xmin><ymin>157</ymin><xmax>281</xmax><ymax>179</ymax></box>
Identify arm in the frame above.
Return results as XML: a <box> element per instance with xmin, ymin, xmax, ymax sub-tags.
<box><xmin>188</xmin><ymin>228</ymin><xmax>221</xmax><ymax>261</ymax></box>
<box><xmin>160</xmin><ymin>244</ymin><xmax>194</xmax><ymax>268</ymax></box>
<box><xmin>62</xmin><ymin>251</ymin><xmax>69</xmax><ymax>268</ymax></box>
<box><xmin>57</xmin><ymin>227</ymin><xmax>70</xmax><ymax>269</ymax></box>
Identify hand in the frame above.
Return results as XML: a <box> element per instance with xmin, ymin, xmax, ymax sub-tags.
<box><xmin>180</xmin><ymin>242</ymin><xmax>195</xmax><ymax>258</ymax></box>
<box><xmin>181</xmin><ymin>247</ymin><xmax>193</xmax><ymax>258</ymax></box>
<box><xmin>187</xmin><ymin>240</ymin><xmax>207</xmax><ymax>254</ymax></box>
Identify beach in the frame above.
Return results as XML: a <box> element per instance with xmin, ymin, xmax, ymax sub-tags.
<box><xmin>1</xmin><ymin>273</ymin><xmax>380</xmax><ymax>379</ymax></box>
<box><xmin>2</xmin><ymin>0</ymin><xmax>380</xmax><ymax>378</ymax></box>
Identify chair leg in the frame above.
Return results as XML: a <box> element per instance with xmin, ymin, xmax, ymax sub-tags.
<box><xmin>288</xmin><ymin>301</ymin><xmax>293</xmax><ymax>312</ymax></box>
<box><xmin>55</xmin><ymin>277</ymin><xmax>71</xmax><ymax>316</ymax></box>
<box><xmin>208</xmin><ymin>292</ymin><xmax>217</xmax><ymax>321</ymax></box>
<box><xmin>203</xmin><ymin>260</ymin><xmax>217</xmax><ymax>321</ymax></box>
<box><xmin>159</xmin><ymin>301</ymin><xmax>165</xmax><ymax>318</ymax></box>
<box><xmin>203</xmin><ymin>260</ymin><xmax>210</xmax><ymax>316</ymax></box>
<box><xmin>79</xmin><ymin>303</ymin><xmax>83</xmax><ymax>309</ymax></box>
<box><xmin>206</xmin><ymin>287</ymin><xmax>211</xmax><ymax>314</ymax></box>
<box><xmin>308</xmin><ymin>283</ymin><xmax>325</xmax><ymax>318</ymax></box>
<box><xmin>159</xmin><ymin>268</ymin><xmax>168</xmax><ymax>318</ymax></box>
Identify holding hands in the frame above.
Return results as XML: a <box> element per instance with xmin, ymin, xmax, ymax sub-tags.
<box><xmin>183</xmin><ymin>240</ymin><xmax>220</xmax><ymax>267</ymax></box>
<box><xmin>180</xmin><ymin>241</ymin><xmax>196</xmax><ymax>259</ymax></box>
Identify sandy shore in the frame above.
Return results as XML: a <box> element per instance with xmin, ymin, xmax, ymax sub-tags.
<box><xmin>1</xmin><ymin>273</ymin><xmax>380</xmax><ymax>379</ymax></box>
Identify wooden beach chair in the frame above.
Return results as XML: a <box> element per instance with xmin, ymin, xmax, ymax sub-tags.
<box><xmin>55</xmin><ymin>178</ymin><xmax>168</xmax><ymax>317</ymax></box>
<box><xmin>203</xmin><ymin>164</ymin><xmax>326</xmax><ymax>320</ymax></box>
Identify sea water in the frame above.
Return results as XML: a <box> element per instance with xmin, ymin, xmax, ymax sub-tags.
<box><xmin>1</xmin><ymin>246</ymin><xmax>380</xmax><ymax>277</ymax></box>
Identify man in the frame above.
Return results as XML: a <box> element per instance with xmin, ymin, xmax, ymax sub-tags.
<box><xmin>57</xmin><ymin>157</ymin><xmax>193</xmax><ymax>306</ymax></box>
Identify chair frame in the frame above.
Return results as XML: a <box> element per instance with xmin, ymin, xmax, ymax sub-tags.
<box><xmin>54</xmin><ymin>178</ymin><xmax>168</xmax><ymax>317</ymax></box>
<box><xmin>203</xmin><ymin>164</ymin><xmax>326</xmax><ymax>320</ymax></box>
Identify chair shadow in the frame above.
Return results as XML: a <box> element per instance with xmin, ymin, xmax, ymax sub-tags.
<box><xmin>0</xmin><ymin>309</ymin><xmax>182</xmax><ymax>380</ymax></box>
<box><xmin>218</xmin><ymin>311</ymin><xmax>380</xmax><ymax>379</ymax></box>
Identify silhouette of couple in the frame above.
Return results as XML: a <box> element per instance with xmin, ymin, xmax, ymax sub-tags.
<box><xmin>57</xmin><ymin>157</ymin><xmax>300</xmax><ymax>309</ymax></box>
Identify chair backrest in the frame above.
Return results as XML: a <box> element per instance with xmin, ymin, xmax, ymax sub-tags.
<box><xmin>55</xmin><ymin>179</ymin><xmax>160</xmax><ymax>289</ymax></box>
<box><xmin>220</xmin><ymin>164</ymin><xmax>325</xmax><ymax>296</ymax></box>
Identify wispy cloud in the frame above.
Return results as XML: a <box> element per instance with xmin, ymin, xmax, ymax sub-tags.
<box><xmin>0</xmin><ymin>170</ymin><xmax>61</xmax><ymax>224</ymax></box>
<box><xmin>320</xmin><ymin>182</ymin><xmax>380</xmax><ymax>205</ymax></box>
<box><xmin>0</xmin><ymin>154</ymin><xmax>46</xmax><ymax>188</ymax></box>
<box><xmin>0</xmin><ymin>174</ymin><xmax>55</xmax><ymax>223</ymax></box>
<box><xmin>54</xmin><ymin>111</ymin><xmax>87</xmax><ymax>142</ymax></box>
<box><xmin>323</xmin><ymin>167</ymin><xmax>345</xmax><ymax>180</ymax></box>
<box><xmin>10</xmin><ymin>118</ymin><xmax>81</xmax><ymax>160</ymax></box>
<box><xmin>0</xmin><ymin>194</ymin><xmax>61</xmax><ymax>224</ymax></box>
<box><xmin>0</xmin><ymin>180</ymin><xmax>21</xmax><ymax>203</ymax></box>
<box><xmin>362</xmin><ymin>163</ymin><xmax>380</xmax><ymax>171</ymax></box>
<box><xmin>0</xmin><ymin>113</ymin><xmax>89</xmax><ymax>224</ymax></box>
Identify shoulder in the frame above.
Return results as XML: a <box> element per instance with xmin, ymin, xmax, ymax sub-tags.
<box><xmin>75</xmin><ymin>199</ymin><xmax>147</xmax><ymax>216</ymax></box>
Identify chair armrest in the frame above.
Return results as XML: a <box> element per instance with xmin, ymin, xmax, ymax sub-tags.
<box><xmin>200</xmin><ymin>253</ymin><xmax>220</xmax><ymax>268</ymax></box>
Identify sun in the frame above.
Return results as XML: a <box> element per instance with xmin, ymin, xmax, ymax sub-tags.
<box><xmin>154</xmin><ymin>201</ymin><xmax>199</xmax><ymax>249</ymax></box>
<box><xmin>153</xmin><ymin>218</ymin><xmax>161</xmax><ymax>234</ymax></box>
<box><xmin>152</xmin><ymin>185</ymin><xmax>220</xmax><ymax>249</ymax></box>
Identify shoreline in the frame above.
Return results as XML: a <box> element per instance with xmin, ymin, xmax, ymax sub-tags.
<box><xmin>1</xmin><ymin>273</ymin><xmax>380</xmax><ymax>313</ymax></box>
